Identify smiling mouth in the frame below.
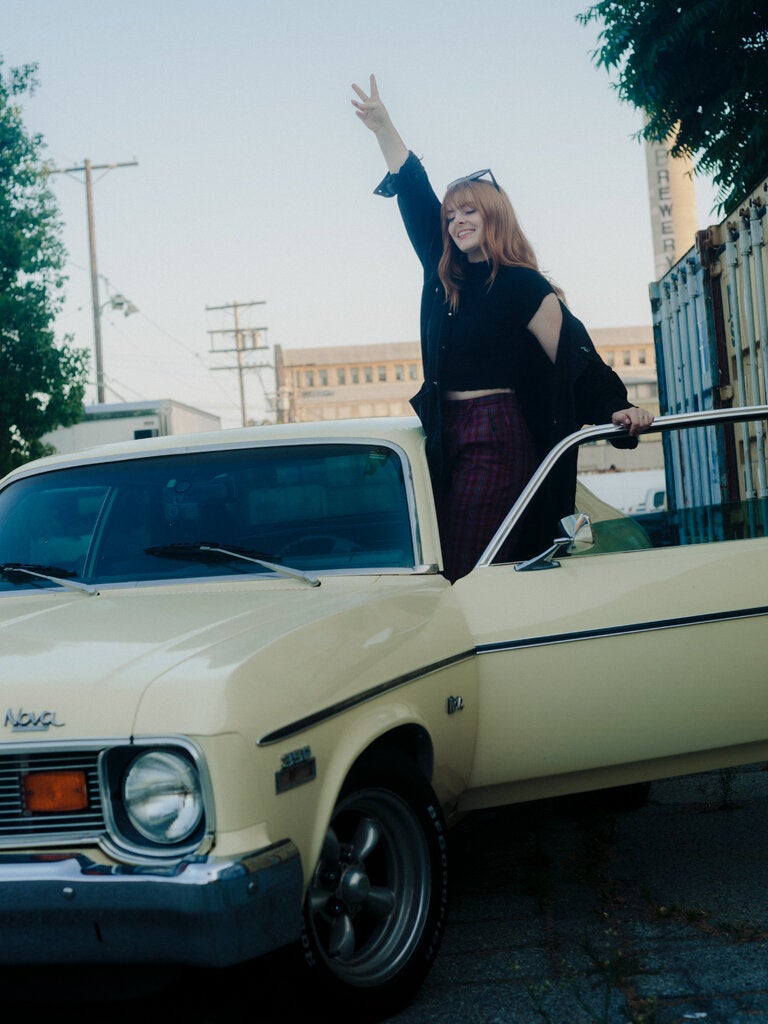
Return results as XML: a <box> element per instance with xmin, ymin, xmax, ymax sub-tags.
<box><xmin>457</xmin><ymin>229</ymin><xmax>474</xmax><ymax>239</ymax></box>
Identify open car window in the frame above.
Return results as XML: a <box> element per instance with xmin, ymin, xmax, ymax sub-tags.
<box><xmin>0</xmin><ymin>443</ymin><xmax>417</xmax><ymax>588</ymax></box>
<box><xmin>573</xmin><ymin>415</ymin><xmax>768</xmax><ymax>557</ymax></box>
<box><xmin>476</xmin><ymin>408</ymin><xmax>768</xmax><ymax>571</ymax></box>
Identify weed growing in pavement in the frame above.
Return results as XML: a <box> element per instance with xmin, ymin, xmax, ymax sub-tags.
<box><xmin>514</xmin><ymin>949</ymin><xmax>657</xmax><ymax>1024</ymax></box>
<box><xmin>511</xmin><ymin>799</ymin><xmax>662</xmax><ymax>1024</ymax></box>
<box><xmin>716</xmin><ymin>767</ymin><xmax>738</xmax><ymax>809</ymax></box>
<box><xmin>694</xmin><ymin>766</ymin><xmax>740</xmax><ymax>809</ymax></box>
<box><xmin>649</xmin><ymin>900</ymin><xmax>768</xmax><ymax>944</ymax></box>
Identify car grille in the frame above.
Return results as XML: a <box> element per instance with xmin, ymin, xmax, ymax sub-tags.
<box><xmin>0</xmin><ymin>749</ymin><xmax>105</xmax><ymax>843</ymax></box>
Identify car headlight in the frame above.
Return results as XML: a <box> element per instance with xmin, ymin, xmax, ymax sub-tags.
<box><xmin>123</xmin><ymin>750</ymin><xmax>203</xmax><ymax>844</ymax></box>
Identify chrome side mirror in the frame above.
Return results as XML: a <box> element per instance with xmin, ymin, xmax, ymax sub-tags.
<box><xmin>514</xmin><ymin>513</ymin><xmax>593</xmax><ymax>572</ymax></box>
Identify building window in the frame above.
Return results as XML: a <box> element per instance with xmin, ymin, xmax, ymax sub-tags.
<box><xmin>408</xmin><ymin>363</ymin><xmax>419</xmax><ymax>380</ymax></box>
<box><xmin>639</xmin><ymin>350</ymin><xmax>647</xmax><ymax>365</ymax></box>
<box><xmin>395</xmin><ymin>364</ymin><xmax>404</xmax><ymax>381</ymax></box>
<box><xmin>319</xmin><ymin>370</ymin><xmax>328</xmax><ymax>386</ymax></box>
<box><xmin>337</xmin><ymin>368</ymin><xmax>346</xmax><ymax>385</ymax></box>
<box><xmin>304</xmin><ymin>370</ymin><xmax>314</xmax><ymax>387</ymax></box>
<box><xmin>634</xmin><ymin>381</ymin><xmax>658</xmax><ymax>400</ymax></box>
<box><xmin>364</xmin><ymin>366</ymin><xmax>373</xmax><ymax>383</ymax></box>
<box><xmin>622</xmin><ymin>351</ymin><xmax>631</xmax><ymax>366</ymax></box>
<box><xmin>605</xmin><ymin>351</ymin><xmax>615</xmax><ymax>367</ymax></box>
<box><xmin>378</xmin><ymin>366</ymin><xmax>387</xmax><ymax>382</ymax></box>
<box><xmin>351</xmin><ymin>367</ymin><xmax>360</xmax><ymax>384</ymax></box>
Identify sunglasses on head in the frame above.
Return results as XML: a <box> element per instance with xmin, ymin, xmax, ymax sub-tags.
<box><xmin>446</xmin><ymin>168</ymin><xmax>500</xmax><ymax>192</ymax></box>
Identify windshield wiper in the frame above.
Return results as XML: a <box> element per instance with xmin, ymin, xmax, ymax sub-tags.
<box><xmin>0</xmin><ymin>563</ymin><xmax>99</xmax><ymax>596</ymax></box>
<box><xmin>144</xmin><ymin>542</ymin><xmax>320</xmax><ymax>588</ymax></box>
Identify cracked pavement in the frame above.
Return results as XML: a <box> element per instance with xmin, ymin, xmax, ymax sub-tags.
<box><xmin>388</xmin><ymin>762</ymin><xmax>768</xmax><ymax>1024</ymax></box>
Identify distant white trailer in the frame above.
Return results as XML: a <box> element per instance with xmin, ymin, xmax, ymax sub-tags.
<box><xmin>43</xmin><ymin>400</ymin><xmax>222</xmax><ymax>455</ymax></box>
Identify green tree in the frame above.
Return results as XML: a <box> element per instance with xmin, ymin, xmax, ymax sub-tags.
<box><xmin>0</xmin><ymin>58</ymin><xmax>88</xmax><ymax>478</ymax></box>
<box><xmin>579</xmin><ymin>1</ymin><xmax>768</xmax><ymax>210</ymax></box>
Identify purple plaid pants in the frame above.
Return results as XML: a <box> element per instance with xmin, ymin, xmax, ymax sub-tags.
<box><xmin>436</xmin><ymin>392</ymin><xmax>536</xmax><ymax>582</ymax></box>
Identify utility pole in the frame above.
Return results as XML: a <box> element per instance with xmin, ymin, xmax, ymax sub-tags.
<box><xmin>207</xmin><ymin>300</ymin><xmax>269</xmax><ymax>426</ymax></box>
<box><xmin>50</xmin><ymin>159</ymin><xmax>138</xmax><ymax>403</ymax></box>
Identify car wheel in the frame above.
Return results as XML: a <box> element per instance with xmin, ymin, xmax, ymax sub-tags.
<box><xmin>301</xmin><ymin>751</ymin><xmax>448</xmax><ymax>1018</ymax></box>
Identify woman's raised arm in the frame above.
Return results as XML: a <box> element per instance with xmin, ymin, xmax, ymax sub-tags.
<box><xmin>351</xmin><ymin>74</ymin><xmax>409</xmax><ymax>174</ymax></box>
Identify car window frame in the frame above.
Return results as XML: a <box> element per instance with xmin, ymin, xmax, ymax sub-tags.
<box><xmin>0</xmin><ymin>436</ymin><xmax>430</xmax><ymax>585</ymax></box>
<box><xmin>475</xmin><ymin>405</ymin><xmax>768</xmax><ymax>570</ymax></box>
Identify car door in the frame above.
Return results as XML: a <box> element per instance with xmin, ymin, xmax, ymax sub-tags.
<box><xmin>452</xmin><ymin>411</ymin><xmax>768</xmax><ymax>797</ymax></box>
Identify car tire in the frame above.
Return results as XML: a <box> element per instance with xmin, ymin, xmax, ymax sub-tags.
<box><xmin>300</xmin><ymin>750</ymin><xmax>449</xmax><ymax>1019</ymax></box>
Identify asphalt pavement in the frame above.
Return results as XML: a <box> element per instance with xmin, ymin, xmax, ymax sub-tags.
<box><xmin>4</xmin><ymin>762</ymin><xmax>767</xmax><ymax>1023</ymax></box>
<box><xmin>388</xmin><ymin>761</ymin><xmax>768</xmax><ymax>1024</ymax></box>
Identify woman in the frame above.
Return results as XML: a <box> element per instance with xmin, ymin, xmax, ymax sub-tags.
<box><xmin>352</xmin><ymin>75</ymin><xmax>654</xmax><ymax>581</ymax></box>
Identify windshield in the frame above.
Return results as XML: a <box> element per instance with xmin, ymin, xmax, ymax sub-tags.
<box><xmin>0</xmin><ymin>443</ymin><xmax>416</xmax><ymax>590</ymax></box>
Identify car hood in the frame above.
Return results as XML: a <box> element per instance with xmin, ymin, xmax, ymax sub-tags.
<box><xmin>0</xmin><ymin>574</ymin><xmax>462</xmax><ymax>742</ymax></box>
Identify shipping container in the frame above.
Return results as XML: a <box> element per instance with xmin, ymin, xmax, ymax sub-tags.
<box><xmin>651</xmin><ymin>177</ymin><xmax>768</xmax><ymax>514</ymax></box>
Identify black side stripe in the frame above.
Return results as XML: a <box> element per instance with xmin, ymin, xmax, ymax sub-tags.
<box><xmin>476</xmin><ymin>605</ymin><xmax>768</xmax><ymax>654</ymax></box>
<box><xmin>258</xmin><ymin>605</ymin><xmax>767</xmax><ymax>746</ymax></box>
<box><xmin>258</xmin><ymin>650</ymin><xmax>471</xmax><ymax>745</ymax></box>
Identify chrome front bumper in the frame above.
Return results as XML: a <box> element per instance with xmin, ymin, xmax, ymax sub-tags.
<box><xmin>0</xmin><ymin>839</ymin><xmax>303</xmax><ymax>967</ymax></box>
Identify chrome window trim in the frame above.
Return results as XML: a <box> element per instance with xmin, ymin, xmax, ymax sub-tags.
<box><xmin>0</xmin><ymin>565</ymin><xmax>443</xmax><ymax>597</ymax></box>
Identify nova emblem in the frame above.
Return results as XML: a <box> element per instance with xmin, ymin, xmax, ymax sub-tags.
<box><xmin>4</xmin><ymin>708</ymin><xmax>65</xmax><ymax>733</ymax></box>
<box><xmin>446</xmin><ymin>696</ymin><xmax>465</xmax><ymax>715</ymax></box>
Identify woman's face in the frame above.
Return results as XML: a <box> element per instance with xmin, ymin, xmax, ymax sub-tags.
<box><xmin>444</xmin><ymin>199</ymin><xmax>486</xmax><ymax>262</ymax></box>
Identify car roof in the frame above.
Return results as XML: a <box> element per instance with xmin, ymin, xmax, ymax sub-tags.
<box><xmin>2</xmin><ymin>417</ymin><xmax>427</xmax><ymax>483</ymax></box>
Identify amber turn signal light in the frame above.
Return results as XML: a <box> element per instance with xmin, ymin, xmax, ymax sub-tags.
<box><xmin>23</xmin><ymin>770</ymin><xmax>88</xmax><ymax>813</ymax></box>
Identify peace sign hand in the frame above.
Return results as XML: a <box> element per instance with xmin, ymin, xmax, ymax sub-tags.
<box><xmin>351</xmin><ymin>74</ymin><xmax>390</xmax><ymax>134</ymax></box>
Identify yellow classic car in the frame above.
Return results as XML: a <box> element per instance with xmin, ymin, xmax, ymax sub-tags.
<box><xmin>0</xmin><ymin>405</ymin><xmax>766</xmax><ymax>1018</ymax></box>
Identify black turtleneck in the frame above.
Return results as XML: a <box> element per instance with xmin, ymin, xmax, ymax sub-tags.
<box><xmin>439</xmin><ymin>261</ymin><xmax>554</xmax><ymax>390</ymax></box>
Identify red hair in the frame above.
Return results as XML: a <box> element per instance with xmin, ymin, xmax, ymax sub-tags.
<box><xmin>438</xmin><ymin>180</ymin><xmax>561</xmax><ymax>311</ymax></box>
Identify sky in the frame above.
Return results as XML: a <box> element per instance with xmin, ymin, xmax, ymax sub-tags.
<box><xmin>3</xmin><ymin>0</ymin><xmax>719</xmax><ymax>429</ymax></box>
